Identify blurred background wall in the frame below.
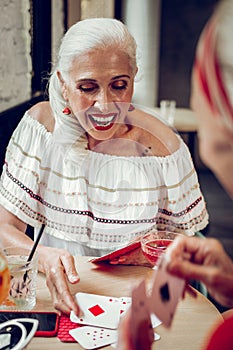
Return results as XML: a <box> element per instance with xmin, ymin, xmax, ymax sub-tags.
<box><xmin>0</xmin><ymin>0</ymin><xmax>31</xmax><ymax>111</ymax></box>
<box><xmin>0</xmin><ymin>0</ymin><xmax>218</xmax><ymax>112</ymax></box>
<box><xmin>158</xmin><ymin>0</ymin><xmax>219</xmax><ymax>107</ymax></box>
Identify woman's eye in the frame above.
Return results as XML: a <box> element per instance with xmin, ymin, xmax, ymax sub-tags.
<box><xmin>78</xmin><ymin>84</ymin><xmax>98</xmax><ymax>92</ymax></box>
<box><xmin>112</xmin><ymin>81</ymin><xmax>127</xmax><ymax>90</ymax></box>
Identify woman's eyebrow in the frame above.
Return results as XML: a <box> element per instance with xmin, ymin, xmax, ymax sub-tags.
<box><xmin>77</xmin><ymin>78</ymin><xmax>97</xmax><ymax>83</ymax></box>
<box><xmin>76</xmin><ymin>75</ymin><xmax>130</xmax><ymax>83</ymax></box>
<box><xmin>111</xmin><ymin>75</ymin><xmax>130</xmax><ymax>80</ymax></box>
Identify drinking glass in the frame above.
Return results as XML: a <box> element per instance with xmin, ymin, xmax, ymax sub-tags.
<box><xmin>141</xmin><ymin>230</ymin><xmax>178</xmax><ymax>267</ymax></box>
<box><xmin>0</xmin><ymin>247</ymin><xmax>38</xmax><ymax>310</ymax></box>
<box><xmin>0</xmin><ymin>249</ymin><xmax>10</xmax><ymax>304</ymax></box>
<box><xmin>160</xmin><ymin>100</ymin><xmax>176</xmax><ymax>125</ymax></box>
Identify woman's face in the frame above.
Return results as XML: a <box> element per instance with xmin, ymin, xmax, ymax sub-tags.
<box><xmin>59</xmin><ymin>48</ymin><xmax>135</xmax><ymax>140</ymax></box>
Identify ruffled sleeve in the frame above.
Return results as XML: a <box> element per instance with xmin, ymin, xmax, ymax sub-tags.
<box><xmin>0</xmin><ymin>112</ymin><xmax>52</xmax><ymax>227</ymax></box>
<box><xmin>0</xmin><ymin>111</ymin><xmax>208</xmax><ymax>250</ymax></box>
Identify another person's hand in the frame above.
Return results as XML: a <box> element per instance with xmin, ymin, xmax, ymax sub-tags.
<box><xmin>38</xmin><ymin>246</ymin><xmax>80</xmax><ymax>315</ymax></box>
<box><xmin>117</xmin><ymin>307</ymin><xmax>154</xmax><ymax>350</ymax></box>
<box><xmin>166</xmin><ymin>236</ymin><xmax>233</xmax><ymax>308</ymax></box>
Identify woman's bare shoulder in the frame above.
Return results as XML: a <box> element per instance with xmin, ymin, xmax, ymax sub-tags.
<box><xmin>28</xmin><ymin>101</ymin><xmax>55</xmax><ymax>132</ymax></box>
<box><xmin>128</xmin><ymin>108</ymin><xmax>180</xmax><ymax>156</ymax></box>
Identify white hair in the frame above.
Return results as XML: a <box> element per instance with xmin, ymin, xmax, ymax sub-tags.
<box><xmin>49</xmin><ymin>18</ymin><xmax>138</xmax><ymax>141</ymax></box>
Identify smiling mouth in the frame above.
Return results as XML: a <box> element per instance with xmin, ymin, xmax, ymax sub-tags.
<box><xmin>88</xmin><ymin>113</ymin><xmax>118</xmax><ymax>131</ymax></box>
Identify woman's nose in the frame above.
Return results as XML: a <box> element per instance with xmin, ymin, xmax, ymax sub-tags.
<box><xmin>94</xmin><ymin>90</ymin><xmax>112</xmax><ymax>111</ymax></box>
<box><xmin>94</xmin><ymin>101</ymin><xmax>110</xmax><ymax>112</ymax></box>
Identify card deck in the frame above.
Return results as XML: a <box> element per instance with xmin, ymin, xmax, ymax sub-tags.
<box><xmin>71</xmin><ymin>293</ymin><xmax>121</xmax><ymax>329</ymax></box>
<box><xmin>69</xmin><ymin>325</ymin><xmax>118</xmax><ymax>349</ymax></box>
<box><xmin>149</xmin><ymin>255</ymin><xmax>185</xmax><ymax>327</ymax></box>
<box><xmin>90</xmin><ymin>241</ymin><xmax>141</xmax><ymax>263</ymax></box>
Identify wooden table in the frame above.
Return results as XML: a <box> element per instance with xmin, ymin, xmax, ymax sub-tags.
<box><xmin>28</xmin><ymin>256</ymin><xmax>222</xmax><ymax>350</ymax></box>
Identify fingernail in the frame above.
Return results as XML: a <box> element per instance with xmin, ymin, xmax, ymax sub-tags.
<box><xmin>110</xmin><ymin>257</ymin><xmax>126</xmax><ymax>264</ymax></box>
<box><xmin>109</xmin><ymin>259</ymin><xmax>118</xmax><ymax>265</ymax></box>
<box><xmin>79</xmin><ymin>308</ymin><xmax>84</xmax><ymax>317</ymax></box>
<box><xmin>69</xmin><ymin>274</ymin><xmax>79</xmax><ymax>283</ymax></box>
<box><xmin>118</xmin><ymin>256</ymin><xmax>126</xmax><ymax>263</ymax></box>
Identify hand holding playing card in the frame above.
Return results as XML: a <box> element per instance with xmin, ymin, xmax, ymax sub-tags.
<box><xmin>117</xmin><ymin>280</ymin><xmax>154</xmax><ymax>350</ymax></box>
<box><xmin>130</xmin><ymin>280</ymin><xmax>155</xmax><ymax>349</ymax></box>
<box><xmin>149</xmin><ymin>255</ymin><xmax>185</xmax><ymax>328</ymax></box>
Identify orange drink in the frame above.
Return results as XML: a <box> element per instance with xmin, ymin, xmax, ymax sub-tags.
<box><xmin>0</xmin><ymin>252</ymin><xmax>10</xmax><ymax>304</ymax></box>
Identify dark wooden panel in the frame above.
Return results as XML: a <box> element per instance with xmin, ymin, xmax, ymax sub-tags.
<box><xmin>158</xmin><ymin>0</ymin><xmax>218</xmax><ymax>107</ymax></box>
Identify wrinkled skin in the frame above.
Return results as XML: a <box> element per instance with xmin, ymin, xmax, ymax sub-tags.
<box><xmin>166</xmin><ymin>235</ymin><xmax>233</xmax><ymax>308</ymax></box>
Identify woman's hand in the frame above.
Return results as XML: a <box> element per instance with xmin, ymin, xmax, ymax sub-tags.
<box><xmin>38</xmin><ymin>246</ymin><xmax>80</xmax><ymax>315</ymax></box>
<box><xmin>166</xmin><ymin>236</ymin><xmax>233</xmax><ymax>308</ymax></box>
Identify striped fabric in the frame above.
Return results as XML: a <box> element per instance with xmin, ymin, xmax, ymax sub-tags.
<box><xmin>194</xmin><ymin>13</ymin><xmax>233</xmax><ymax>134</ymax></box>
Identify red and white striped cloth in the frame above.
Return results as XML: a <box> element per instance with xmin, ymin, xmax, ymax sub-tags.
<box><xmin>194</xmin><ymin>11</ymin><xmax>233</xmax><ymax>134</ymax></box>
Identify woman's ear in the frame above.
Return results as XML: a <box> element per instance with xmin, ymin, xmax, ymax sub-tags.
<box><xmin>57</xmin><ymin>71</ymin><xmax>68</xmax><ymax>100</ymax></box>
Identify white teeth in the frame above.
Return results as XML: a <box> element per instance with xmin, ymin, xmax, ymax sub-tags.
<box><xmin>90</xmin><ymin>114</ymin><xmax>116</xmax><ymax>125</ymax></box>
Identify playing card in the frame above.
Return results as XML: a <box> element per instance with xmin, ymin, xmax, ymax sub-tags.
<box><xmin>150</xmin><ymin>313</ymin><xmax>162</xmax><ymax>328</ymax></box>
<box><xmin>119</xmin><ymin>296</ymin><xmax>161</xmax><ymax>327</ymax></box>
<box><xmin>119</xmin><ymin>297</ymin><xmax>132</xmax><ymax>316</ymax></box>
<box><xmin>90</xmin><ymin>241</ymin><xmax>141</xmax><ymax>263</ymax></box>
<box><xmin>130</xmin><ymin>280</ymin><xmax>154</xmax><ymax>349</ymax></box>
<box><xmin>71</xmin><ymin>293</ymin><xmax>121</xmax><ymax>329</ymax></box>
<box><xmin>149</xmin><ymin>254</ymin><xmax>185</xmax><ymax>327</ymax></box>
<box><xmin>69</xmin><ymin>325</ymin><xmax>118</xmax><ymax>349</ymax></box>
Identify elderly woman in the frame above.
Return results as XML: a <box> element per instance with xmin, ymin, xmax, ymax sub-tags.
<box><xmin>0</xmin><ymin>18</ymin><xmax>208</xmax><ymax>314</ymax></box>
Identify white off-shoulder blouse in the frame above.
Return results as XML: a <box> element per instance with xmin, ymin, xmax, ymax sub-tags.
<box><xmin>0</xmin><ymin>112</ymin><xmax>208</xmax><ymax>256</ymax></box>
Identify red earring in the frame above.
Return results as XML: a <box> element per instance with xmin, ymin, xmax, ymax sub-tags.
<box><xmin>128</xmin><ymin>104</ymin><xmax>135</xmax><ymax>112</ymax></box>
<box><xmin>62</xmin><ymin>106</ymin><xmax>71</xmax><ymax>115</ymax></box>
